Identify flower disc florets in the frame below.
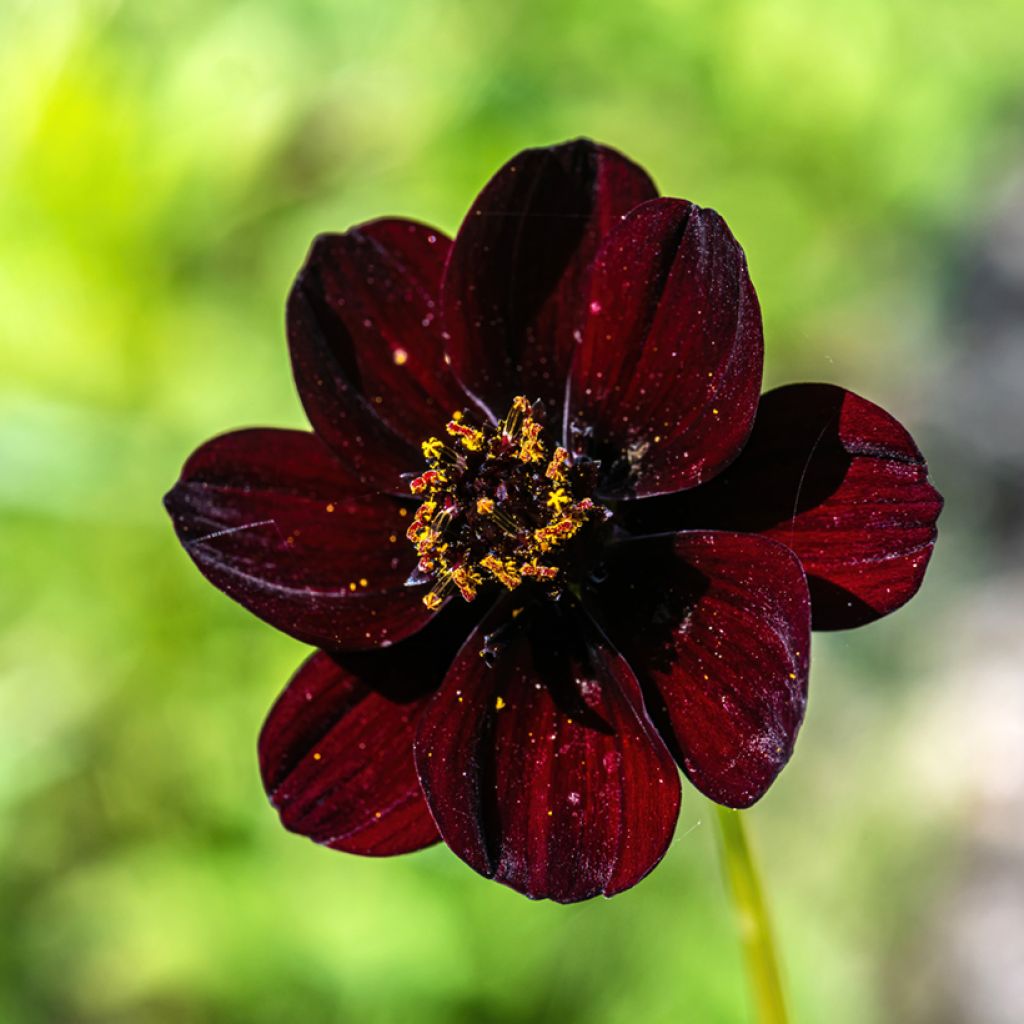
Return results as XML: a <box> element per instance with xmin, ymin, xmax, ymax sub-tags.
<box><xmin>405</xmin><ymin>396</ymin><xmax>608</xmax><ymax>611</ymax></box>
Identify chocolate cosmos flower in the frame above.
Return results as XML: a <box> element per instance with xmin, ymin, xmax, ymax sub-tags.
<box><xmin>165</xmin><ymin>140</ymin><xmax>943</xmax><ymax>902</ymax></box>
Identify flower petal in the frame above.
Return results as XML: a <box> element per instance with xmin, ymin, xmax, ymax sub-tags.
<box><xmin>621</xmin><ymin>384</ymin><xmax>943</xmax><ymax>629</ymax></box>
<box><xmin>258</xmin><ymin>649</ymin><xmax>440</xmax><ymax>855</ymax></box>
<box><xmin>414</xmin><ymin>602</ymin><xmax>681</xmax><ymax>902</ymax></box>
<box><xmin>164</xmin><ymin>428</ymin><xmax>432</xmax><ymax>650</ymax></box>
<box><xmin>590</xmin><ymin>532</ymin><xmax>809</xmax><ymax>809</ymax></box>
<box><xmin>567</xmin><ymin>199</ymin><xmax>763</xmax><ymax>498</ymax></box>
<box><xmin>442</xmin><ymin>139</ymin><xmax>657</xmax><ymax>420</ymax></box>
<box><xmin>288</xmin><ymin>219</ymin><xmax>465</xmax><ymax>491</ymax></box>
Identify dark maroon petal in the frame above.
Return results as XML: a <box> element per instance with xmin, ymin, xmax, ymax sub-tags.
<box><xmin>442</xmin><ymin>139</ymin><xmax>657</xmax><ymax>420</ymax></box>
<box><xmin>164</xmin><ymin>428</ymin><xmax>432</xmax><ymax>650</ymax></box>
<box><xmin>568</xmin><ymin>199</ymin><xmax>763</xmax><ymax>498</ymax></box>
<box><xmin>259</xmin><ymin>649</ymin><xmax>439</xmax><ymax>855</ymax></box>
<box><xmin>414</xmin><ymin>602</ymin><xmax>680</xmax><ymax>902</ymax></box>
<box><xmin>590</xmin><ymin>532</ymin><xmax>809</xmax><ymax>809</ymax></box>
<box><xmin>622</xmin><ymin>384</ymin><xmax>943</xmax><ymax>629</ymax></box>
<box><xmin>288</xmin><ymin>219</ymin><xmax>466</xmax><ymax>491</ymax></box>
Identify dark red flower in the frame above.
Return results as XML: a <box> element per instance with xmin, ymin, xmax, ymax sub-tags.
<box><xmin>165</xmin><ymin>140</ymin><xmax>942</xmax><ymax>902</ymax></box>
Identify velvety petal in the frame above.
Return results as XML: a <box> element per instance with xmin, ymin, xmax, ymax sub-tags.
<box><xmin>164</xmin><ymin>428</ymin><xmax>432</xmax><ymax>650</ymax></box>
<box><xmin>288</xmin><ymin>219</ymin><xmax>466</xmax><ymax>491</ymax></box>
<box><xmin>590</xmin><ymin>532</ymin><xmax>809</xmax><ymax>809</ymax></box>
<box><xmin>567</xmin><ymin>199</ymin><xmax>763</xmax><ymax>498</ymax></box>
<box><xmin>258</xmin><ymin>606</ymin><xmax>480</xmax><ymax>855</ymax></box>
<box><xmin>259</xmin><ymin>650</ymin><xmax>439</xmax><ymax>855</ymax></box>
<box><xmin>414</xmin><ymin>602</ymin><xmax>681</xmax><ymax>902</ymax></box>
<box><xmin>442</xmin><ymin>139</ymin><xmax>657</xmax><ymax>420</ymax></box>
<box><xmin>621</xmin><ymin>384</ymin><xmax>943</xmax><ymax>629</ymax></box>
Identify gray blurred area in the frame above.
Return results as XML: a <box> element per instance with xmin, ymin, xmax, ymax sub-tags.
<box><xmin>894</xmin><ymin>167</ymin><xmax>1024</xmax><ymax>1024</ymax></box>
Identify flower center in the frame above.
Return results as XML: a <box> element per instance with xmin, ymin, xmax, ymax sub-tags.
<box><xmin>405</xmin><ymin>396</ymin><xmax>608</xmax><ymax>611</ymax></box>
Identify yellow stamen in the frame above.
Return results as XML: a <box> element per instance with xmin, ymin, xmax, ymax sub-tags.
<box><xmin>546</xmin><ymin>487</ymin><xmax>571</xmax><ymax>514</ymax></box>
<box><xmin>521</xmin><ymin>561</ymin><xmax>558</xmax><ymax>581</ymax></box>
<box><xmin>545</xmin><ymin>447</ymin><xmax>569</xmax><ymax>482</ymax></box>
<box><xmin>406</xmin><ymin>396</ymin><xmax>603</xmax><ymax>611</ymax></box>
<box><xmin>447</xmin><ymin>419</ymin><xmax>484</xmax><ymax>451</ymax></box>
<box><xmin>501</xmin><ymin>395</ymin><xmax>530</xmax><ymax>440</ymax></box>
<box><xmin>480</xmin><ymin>553</ymin><xmax>522</xmax><ymax>590</ymax></box>
<box><xmin>518</xmin><ymin>420</ymin><xmax>544</xmax><ymax>463</ymax></box>
<box><xmin>451</xmin><ymin>563</ymin><xmax>483</xmax><ymax>602</ymax></box>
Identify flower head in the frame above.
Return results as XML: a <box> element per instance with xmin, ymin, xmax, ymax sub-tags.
<box><xmin>165</xmin><ymin>140</ymin><xmax>942</xmax><ymax>902</ymax></box>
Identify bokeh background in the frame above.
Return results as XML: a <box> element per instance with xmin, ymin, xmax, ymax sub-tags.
<box><xmin>2</xmin><ymin>1</ymin><xmax>1022</xmax><ymax>1021</ymax></box>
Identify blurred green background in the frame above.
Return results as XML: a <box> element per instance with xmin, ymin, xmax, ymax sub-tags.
<box><xmin>3</xmin><ymin>1</ymin><xmax>1022</xmax><ymax>1022</ymax></box>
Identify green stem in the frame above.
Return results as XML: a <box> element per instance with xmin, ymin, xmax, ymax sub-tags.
<box><xmin>714</xmin><ymin>806</ymin><xmax>789</xmax><ymax>1024</ymax></box>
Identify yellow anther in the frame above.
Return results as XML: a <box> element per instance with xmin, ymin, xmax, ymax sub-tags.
<box><xmin>480</xmin><ymin>553</ymin><xmax>522</xmax><ymax>590</ymax></box>
<box><xmin>521</xmin><ymin>561</ymin><xmax>558</xmax><ymax>581</ymax></box>
<box><xmin>546</xmin><ymin>487</ymin><xmax>571</xmax><ymax>514</ymax></box>
<box><xmin>545</xmin><ymin>447</ymin><xmax>570</xmax><ymax>482</ymax></box>
<box><xmin>422</xmin><ymin>567</ymin><xmax>454</xmax><ymax>610</ymax></box>
<box><xmin>452</xmin><ymin>563</ymin><xmax>483</xmax><ymax>602</ymax></box>
<box><xmin>447</xmin><ymin>418</ymin><xmax>484</xmax><ymax>451</ymax></box>
<box><xmin>410</xmin><ymin>468</ymin><xmax>445</xmax><ymax>495</ymax></box>
<box><xmin>518</xmin><ymin>420</ymin><xmax>544</xmax><ymax>463</ymax></box>
<box><xmin>533</xmin><ymin>511</ymin><xmax>585</xmax><ymax>553</ymax></box>
<box><xmin>407</xmin><ymin>396</ymin><xmax>603</xmax><ymax>612</ymax></box>
<box><xmin>406</xmin><ymin>500</ymin><xmax>436</xmax><ymax>542</ymax></box>
<box><xmin>501</xmin><ymin>395</ymin><xmax>531</xmax><ymax>439</ymax></box>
